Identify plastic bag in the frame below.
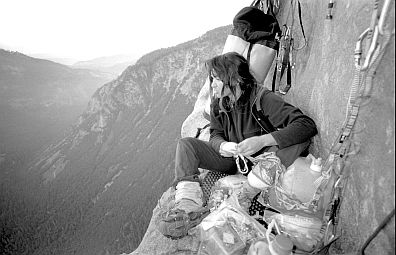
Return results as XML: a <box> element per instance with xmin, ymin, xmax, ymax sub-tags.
<box><xmin>263</xmin><ymin>209</ymin><xmax>323</xmax><ymax>252</ymax></box>
<box><xmin>198</xmin><ymin>193</ymin><xmax>267</xmax><ymax>255</ymax></box>
<box><xmin>198</xmin><ymin>221</ymin><xmax>245</xmax><ymax>255</ymax></box>
<box><xmin>207</xmin><ymin>174</ymin><xmax>261</xmax><ymax>212</ymax></box>
<box><xmin>246</xmin><ymin>152</ymin><xmax>284</xmax><ymax>190</ymax></box>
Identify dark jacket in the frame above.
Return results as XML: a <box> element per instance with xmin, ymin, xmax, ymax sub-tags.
<box><xmin>209</xmin><ymin>88</ymin><xmax>317</xmax><ymax>153</ymax></box>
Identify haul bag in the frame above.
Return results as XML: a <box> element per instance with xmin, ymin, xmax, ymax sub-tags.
<box><xmin>222</xmin><ymin>6</ymin><xmax>280</xmax><ymax>84</ymax></box>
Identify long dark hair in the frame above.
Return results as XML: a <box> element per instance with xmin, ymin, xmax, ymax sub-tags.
<box><xmin>205</xmin><ymin>52</ymin><xmax>257</xmax><ymax>111</ymax></box>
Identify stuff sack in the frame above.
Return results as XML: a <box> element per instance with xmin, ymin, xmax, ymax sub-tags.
<box><xmin>223</xmin><ymin>6</ymin><xmax>280</xmax><ymax>85</ymax></box>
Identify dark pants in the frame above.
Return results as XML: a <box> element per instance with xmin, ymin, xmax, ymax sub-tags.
<box><xmin>173</xmin><ymin>137</ymin><xmax>310</xmax><ymax>183</ymax></box>
<box><xmin>174</xmin><ymin>137</ymin><xmax>237</xmax><ymax>182</ymax></box>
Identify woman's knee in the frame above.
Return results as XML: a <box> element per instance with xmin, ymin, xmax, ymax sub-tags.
<box><xmin>177</xmin><ymin>137</ymin><xmax>196</xmax><ymax>146</ymax></box>
<box><xmin>178</xmin><ymin>137</ymin><xmax>196</xmax><ymax>144</ymax></box>
<box><xmin>177</xmin><ymin>137</ymin><xmax>198</xmax><ymax>152</ymax></box>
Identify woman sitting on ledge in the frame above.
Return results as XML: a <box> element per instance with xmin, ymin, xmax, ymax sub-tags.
<box><xmin>158</xmin><ymin>52</ymin><xmax>317</xmax><ymax>240</ymax></box>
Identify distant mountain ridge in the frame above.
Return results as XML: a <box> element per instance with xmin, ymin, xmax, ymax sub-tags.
<box><xmin>73</xmin><ymin>54</ymin><xmax>136</xmax><ymax>67</ymax></box>
<box><xmin>29</xmin><ymin>53</ymin><xmax>79</xmax><ymax>66</ymax></box>
<box><xmin>72</xmin><ymin>54</ymin><xmax>138</xmax><ymax>77</ymax></box>
<box><xmin>0</xmin><ymin>49</ymin><xmax>112</xmax><ymax>107</ymax></box>
<box><xmin>0</xmin><ymin>25</ymin><xmax>231</xmax><ymax>255</ymax></box>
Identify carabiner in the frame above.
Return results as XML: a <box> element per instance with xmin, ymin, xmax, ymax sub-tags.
<box><xmin>354</xmin><ymin>28</ymin><xmax>370</xmax><ymax>68</ymax></box>
<box><xmin>362</xmin><ymin>26</ymin><xmax>380</xmax><ymax>71</ymax></box>
<box><xmin>323</xmin><ymin>219</ymin><xmax>335</xmax><ymax>245</ymax></box>
<box><xmin>273</xmin><ymin>0</ymin><xmax>279</xmax><ymax>9</ymax></box>
<box><xmin>283</xmin><ymin>24</ymin><xmax>291</xmax><ymax>39</ymax></box>
<box><xmin>334</xmin><ymin>176</ymin><xmax>342</xmax><ymax>189</ymax></box>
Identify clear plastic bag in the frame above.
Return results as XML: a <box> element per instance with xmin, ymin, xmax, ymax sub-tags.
<box><xmin>263</xmin><ymin>210</ymin><xmax>323</xmax><ymax>252</ymax></box>
<box><xmin>198</xmin><ymin>222</ymin><xmax>245</xmax><ymax>255</ymax></box>
<box><xmin>198</xmin><ymin>193</ymin><xmax>267</xmax><ymax>255</ymax></box>
<box><xmin>207</xmin><ymin>174</ymin><xmax>260</xmax><ymax>212</ymax></box>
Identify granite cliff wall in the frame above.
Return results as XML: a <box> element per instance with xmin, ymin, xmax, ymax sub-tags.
<box><xmin>274</xmin><ymin>1</ymin><xmax>395</xmax><ymax>253</ymax></box>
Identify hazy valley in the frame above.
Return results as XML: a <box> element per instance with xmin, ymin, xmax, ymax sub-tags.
<box><xmin>0</xmin><ymin>26</ymin><xmax>230</xmax><ymax>255</ymax></box>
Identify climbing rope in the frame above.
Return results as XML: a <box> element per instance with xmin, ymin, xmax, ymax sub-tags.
<box><xmin>289</xmin><ymin>0</ymin><xmax>307</xmax><ymax>51</ymax></box>
<box><xmin>359</xmin><ymin>208</ymin><xmax>395</xmax><ymax>255</ymax></box>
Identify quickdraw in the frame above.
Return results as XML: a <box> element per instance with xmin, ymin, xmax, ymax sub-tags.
<box><xmin>272</xmin><ymin>0</ymin><xmax>307</xmax><ymax>95</ymax></box>
<box><xmin>273</xmin><ymin>25</ymin><xmax>293</xmax><ymax>94</ymax></box>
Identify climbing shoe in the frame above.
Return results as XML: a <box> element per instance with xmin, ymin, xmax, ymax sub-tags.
<box><xmin>158</xmin><ymin>207</ymin><xmax>210</xmax><ymax>240</ymax></box>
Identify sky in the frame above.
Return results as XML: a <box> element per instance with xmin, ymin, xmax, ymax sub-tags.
<box><xmin>0</xmin><ymin>0</ymin><xmax>251</xmax><ymax>62</ymax></box>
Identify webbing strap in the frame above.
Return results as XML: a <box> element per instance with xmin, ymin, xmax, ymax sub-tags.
<box><xmin>296</xmin><ymin>0</ymin><xmax>307</xmax><ymax>48</ymax></box>
<box><xmin>272</xmin><ymin>25</ymin><xmax>292</xmax><ymax>93</ymax></box>
<box><xmin>253</xmin><ymin>88</ymin><xmax>277</xmax><ymax>134</ymax></box>
<box><xmin>291</xmin><ymin>0</ymin><xmax>307</xmax><ymax>50</ymax></box>
<box><xmin>247</xmin><ymin>43</ymin><xmax>254</xmax><ymax>63</ymax></box>
<box><xmin>267</xmin><ymin>0</ymin><xmax>276</xmax><ymax>16</ymax></box>
<box><xmin>194</xmin><ymin>123</ymin><xmax>210</xmax><ymax>139</ymax></box>
<box><xmin>280</xmin><ymin>58</ymin><xmax>292</xmax><ymax>94</ymax></box>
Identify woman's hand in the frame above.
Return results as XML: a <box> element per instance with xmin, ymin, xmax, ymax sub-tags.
<box><xmin>219</xmin><ymin>142</ymin><xmax>238</xmax><ymax>157</ymax></box>
<box><xmin>236</xmin><ymin>134</ymin><xmax>277</xmax><ymax>156</ymax></box>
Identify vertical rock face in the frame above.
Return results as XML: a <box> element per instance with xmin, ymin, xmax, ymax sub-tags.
<box><xmin>136</xmin><ymin>1</ymin><xmax>394</xmax><ymax>254</ymax></box>
<box><xmin>0</xmin><ymin>27</ymin><xmax>231</xmax><ymax>255</ymax></box>
<box><xmin>274</xmin><ymin>1</ymin><xmax>395</xmax><ymax>254</ymax></box>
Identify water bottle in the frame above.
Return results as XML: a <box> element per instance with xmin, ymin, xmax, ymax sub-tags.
<box><xmin>247</xmin><ymin>219</ymin><xmax>293</xmax><ymax>255</ymax></box>
<box><xmin>280</xmin><ymin>154</ymin><xmax>323</xmax><ymax>203</ymax></box>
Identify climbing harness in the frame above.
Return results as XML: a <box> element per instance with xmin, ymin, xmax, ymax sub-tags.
<box><xmin>272</xmin><ymin>0</ymin><xmax>307</xmax><ymax>95</ymax></box>
<box><xmin>320</xmin><ymin>0</ymin><xmax>394</xmax><ymax>249</ymax></box>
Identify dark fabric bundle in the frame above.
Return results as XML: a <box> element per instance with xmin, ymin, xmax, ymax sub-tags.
<box><xmin>232</xmin><ymin>7</ymin><xmax>280</xmax><ymax>48</ymax></box>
